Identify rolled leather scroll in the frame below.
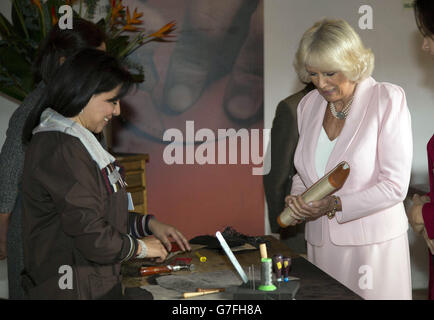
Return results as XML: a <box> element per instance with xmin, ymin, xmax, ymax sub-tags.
<box><xmin>277</xmin><ymin>161</ymin><xmax>350</xmax><ymax>228</ymax></box>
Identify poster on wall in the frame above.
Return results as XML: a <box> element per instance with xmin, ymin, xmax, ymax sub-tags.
<box><xmin>112</xmin><ymin>0</ymin><xmax>265</xmax><ymax>239</ymax></box>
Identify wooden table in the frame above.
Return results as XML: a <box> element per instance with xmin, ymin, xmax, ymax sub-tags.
<box><xmin>122</xmin><ymin>236</ymin><xmax>362</xmax><ymax>300</ymax></box>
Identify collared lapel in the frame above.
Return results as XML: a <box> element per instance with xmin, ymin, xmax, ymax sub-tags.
<box><xmin>326</xmin><ymin>77</ymin><xmax>376</xmax><ymax>172</ymax></box>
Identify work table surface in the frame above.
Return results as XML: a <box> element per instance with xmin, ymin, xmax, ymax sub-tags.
<box><xmin>122</xmin><ymin>236</ymin><xmax>362</xmax><ymax>300</ymax></box>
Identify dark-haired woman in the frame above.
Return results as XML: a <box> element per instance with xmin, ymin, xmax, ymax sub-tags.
<box><xmin>408</xmin><ymin>0</ymin><xmax>434</xmax><ymax>300</ymax></box>
<box><xmin>21</xmin><ymin>49</ymin><xmax>190</xmax><ymax>300</ymax></box>
<box><xmin>0</xmin><ymin>18</ymin><xmax>106</xmax><ymax>299</ymax></box>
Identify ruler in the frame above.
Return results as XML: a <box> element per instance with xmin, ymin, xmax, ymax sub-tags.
<box><xmin>216</xmin><ymin>231</ymin><xmax>248</xmax><ymax>283</ymax></box>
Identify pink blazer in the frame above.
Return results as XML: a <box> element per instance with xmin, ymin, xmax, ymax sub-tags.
<box><xmin>291</xmin><ymin>77</ymin><xmax>413</xmax><ymax>246</ymax></box>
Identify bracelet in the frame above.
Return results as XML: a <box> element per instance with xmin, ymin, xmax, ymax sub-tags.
<box><xmin>121</xmin><ymin>235</ymin><xmax>136</xmax><ymax>262</ymax></box>
<box><xmin>136</xmin><ymin>238</ymin><xmax>147</xmax><ymax>259</ymax></box>
<box><xmin>326</xmin><ymin>195</ymin><xmax>339</xmax><ymax>219</ymax></box>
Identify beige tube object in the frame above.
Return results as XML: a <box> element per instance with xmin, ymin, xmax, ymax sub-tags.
<box><xmin>259</xmin><ymin>243</ymin><xmax>268</xmax><ymax>259</ymax></box>
<box><xmin>277</xmin><ymin>161</ymin><xmax>350</xmax><ymax>228</ymax></box>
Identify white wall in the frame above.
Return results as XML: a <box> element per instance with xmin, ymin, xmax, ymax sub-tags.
<box><xmin>264</xmin><ymin>0</ymin><xmax>432</xmax><ymax>290</ymax></box>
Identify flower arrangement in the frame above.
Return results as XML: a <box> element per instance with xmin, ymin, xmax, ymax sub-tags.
<box><xmin>0</xmin><ymin>0</ymin><xmax>176</xmax><ymax>102</ymax></box>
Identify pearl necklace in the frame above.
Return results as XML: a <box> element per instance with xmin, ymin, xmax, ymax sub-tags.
<box><xmin>329</xmin><ymin>96</ymin><xmax>354</xmax><ymax>120</ymax></box>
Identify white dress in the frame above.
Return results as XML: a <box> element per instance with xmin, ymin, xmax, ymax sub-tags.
<box><xmin>307</xmin><ymin>127</ymin><xmax>412</xmax><ymax>300</ymax></box>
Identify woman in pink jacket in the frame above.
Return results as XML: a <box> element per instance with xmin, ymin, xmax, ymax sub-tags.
<box><xmin>408</xmin><ymin>0</ymin><xmax>434</xmax><ymax>300</ymax></box>
<box><xmin>285</xmin><ymin>19</ymin><xmax>413</xmax><ymax>299</ymax></box>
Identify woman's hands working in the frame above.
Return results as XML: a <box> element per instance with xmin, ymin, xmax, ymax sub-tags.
<box><xmin>148</xmin><ymin>218</ymin><xmax>191</xmax><ymax>253</ymax></box>
<box><xmin>283</xmin><ymin>194</ymin><xmax>341</xmax><ymax>225</ymax></box>
<box><xmin>136</xmin><ymin>218</ymin><xmax>192</xmax><ymax>263</ymax></box>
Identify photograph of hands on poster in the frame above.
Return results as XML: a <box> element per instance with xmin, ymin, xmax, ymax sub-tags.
<box><xmin>111</xmin><ymin>0</ymin><xmax>265</xmax><ymax>239</ymax></box>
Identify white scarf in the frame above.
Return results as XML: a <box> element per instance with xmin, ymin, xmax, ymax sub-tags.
<box><xmin>33</xmin><ymin>107</ymin><xmax>117</xmax><ymax>173</ymax></box>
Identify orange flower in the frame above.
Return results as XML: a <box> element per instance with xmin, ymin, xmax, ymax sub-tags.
<box><xmin>148</xmin><ymin>21</ymin><xmax>177</xmax><ymax>40</ymax></box>
<box><xmin>123</xmin><ymin>7</ymin><xmax>143</xmax><ymax>31</ymax></box>
<box><xmin>30</xmin><ymin>0</ymin><xmax>42</xmax><ymax>11</ymax></box>
<box><xmin>127</xmin><ymin>8</ymin><xmax>143</xmax><ymax>25</ymax></box>
<box><xmin>111</xmin><ymin>0</ymin><xmax>125</xmax><ymax>26</ymax></box>
<box><xmin>122</xmin><ymin>25</ymin><xmax>138</xmax><ymax>32</ymax></box>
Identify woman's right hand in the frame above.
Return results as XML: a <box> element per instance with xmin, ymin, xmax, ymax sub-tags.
<box><xmin>412</xmin><ymin>194</ymin><xmax>430</xmax><ymax>206</ymax></box>
<box><xmin>285</xmin><ymin>194</ymin><xmax>335</xmax><ymax>222</ymax></box>
<box><xmin>284</xmin><ymin>195</ymin><xmax>309</xmax><ymax>225</ymax></box>
<box><xmin>408</xmin><ymin>194</ymin><xmax>427</xmax><ymax>235</ymax></box>
<box><xmin>139</xmin><ymin>236</ymin><xmax>168</xmax><ymax>263</ymax></box>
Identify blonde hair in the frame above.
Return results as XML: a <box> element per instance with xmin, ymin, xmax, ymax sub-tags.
<box><xmin>293</xmin><ymin>19</ymin><xmax>374</xmax><ymax>83</ymax></box>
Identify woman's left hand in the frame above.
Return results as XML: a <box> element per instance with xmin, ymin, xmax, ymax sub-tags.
<box><xmin>285</xmin><ymin>195</ymin><xmax>335</xmax><ymax>221</ymax></box>
<box><xmin>408</xmin><ymin>205</ymin><xmax>424</xmax><ymax>234</ymax></box>
<box><xmin>148</xmin><ymin>218</ymin><xmax>192</xmax><ymax>253</ymax></box>
<box><xmin>408</xmin><ymin>194</ymin><xmax>427</xmax><ymax>234</ymax></box>
<box><xmin>412</xmin><ymin>194</ymin><xmax>430</xmax><ymax>206</ymax></box>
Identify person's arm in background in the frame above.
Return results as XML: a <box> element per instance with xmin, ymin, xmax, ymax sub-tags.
<box><xmin>408</xmin><ymin>194</ymin><xmax>430</xmax><ymax>234</ymax></box>
<box><xmin>0</xmin><ymin>85</ymin><xmax>44</xmax><ymax>259</ymax></box>
<box><xmin>264</xmin><ymin>84</ymin><xmax>315</xmax><ymax>232</ymax></box>
<box><xmin>0</xmin><ymin>110</ymin><xmax>26</xmax><ymax>260</ymax></box>
<box><xmin>263</xmin><ymin>99</ymin><xmax>298</xmax><ymax>233</ymax></box>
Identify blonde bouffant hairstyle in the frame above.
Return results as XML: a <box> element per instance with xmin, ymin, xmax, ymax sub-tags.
<box><xmin>293</xmin><ymin>19</ymin><xmax>374</xmax><ymax>83</ymax></box>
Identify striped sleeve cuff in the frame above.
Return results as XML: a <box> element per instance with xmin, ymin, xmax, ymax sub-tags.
<box><xmin>129</xmin><ymin>213</ymin><xmax>155</xmax><ymax>238</ymax></box>
<box><xmin>120</xmin><ymin>234</ymin><xmax>138</xmax><ymax>262</ymax></box>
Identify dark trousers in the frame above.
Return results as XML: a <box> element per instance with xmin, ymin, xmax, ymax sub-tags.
<box><xmin>7</xmin><ymin>195</ymin><xmax>24</xmax><ymax>300</ymax></box>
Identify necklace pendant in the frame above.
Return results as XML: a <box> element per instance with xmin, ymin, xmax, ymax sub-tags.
<box><xmin>336</xmin><ymin>111</ymin><xmax>346</xmax><ymax>120</ymax></box>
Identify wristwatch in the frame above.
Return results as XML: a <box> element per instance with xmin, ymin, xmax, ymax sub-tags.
<box><xmin>326</xmin><ymin>195</ymin><xmax>339</xmax><ymax>219</ymax></box>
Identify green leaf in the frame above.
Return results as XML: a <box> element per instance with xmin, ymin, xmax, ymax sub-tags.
<box><xmin>11</xmin><ymin>0</ymin><xmax>30</xmax><ymax>39</ymax></box>
<box><xmin>0</xmin><ymin>45</ymin><xmax>32</xmax><ymax>78</ymax></box>
<box><xmin>106</xmin><ymin>35</ymin><xmax>130</xmax><ymax>58</ymax></box>
<box><xmin>0</xmin><ymin>84</ymin><xmax>27</xmax><ymax>102</ymax></box>
<box><xmin>129</xmin><ymin>73</ymin><xmax>144</xmax><ymax>83</ymax></box>
<box><xmin>0</xmin><ymin>12</ymin><xmax>13</xmax><ymax>38</ymax></box>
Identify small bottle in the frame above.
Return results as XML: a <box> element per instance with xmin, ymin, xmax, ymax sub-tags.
<box><xmin>283</xmin><ymin>257</ymin><xmax>292</xmax><ymax>282</ymax></box>
<box><xmin>272</xmin><ymin>254</ymin><xmax>283</xmax><ymax>282</ymax></box>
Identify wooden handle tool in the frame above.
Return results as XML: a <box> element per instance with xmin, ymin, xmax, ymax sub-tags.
<box><xmin>183</xmin><ymin>289</ymin><xmax>222</xmax><ymax>299</ymax></box>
